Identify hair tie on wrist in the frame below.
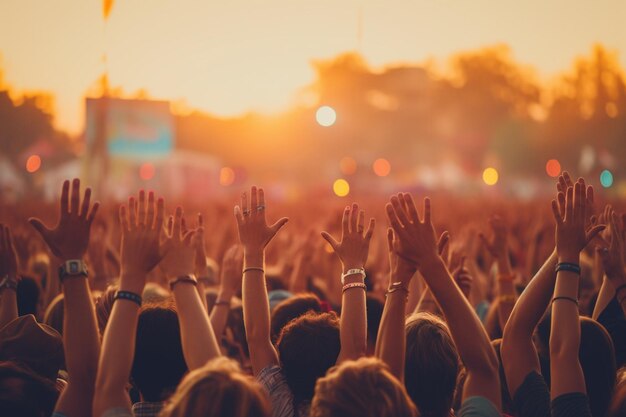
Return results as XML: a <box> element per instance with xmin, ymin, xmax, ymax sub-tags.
<box><xmin>551</xmin><ymin>296</ymin><xmax>578</xmax><ymax>306</ymax></box>
<box><xmin>169</xmin><ymin>275</ymin><xmax>198</xmax><ymax>290</ymax></box>
<box><xmin>114</xmin><ymin>290</ymin><xmax>142</xmax><ymax>307</ymax></box>
<box><xmin>243</xmin><ymin>267</ymin><xmax>264</xmax><ymax>274</ymax></box>
<box><xmin>555</xmin><ymin>262</ymin><xmax>581</xmax><ymax>275</ymax></box>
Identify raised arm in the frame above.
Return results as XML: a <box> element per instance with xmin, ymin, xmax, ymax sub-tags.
<box><xmin>29</xmin><ymin>179</ymin><xmax>101</xmax><ymax>417</ymax></box>
<box><xmin>0</xmin><ymin>224</ymin><xmax>20</xmax><ymax>329</ymax></box>
<box><xmin>375</xmin><ymin>228</ymin><xmax>417</xmax><ymax>381</ymax></box>
<box><xmin>93</xmin><ymin>191</ymin><xmax>164</xmax><ymax>416</ymax></box>
<box><xmin>161</xmin><ymin>206</ymin><xmax>221</xmax><ymax>370</ymax></box>
<box><xmin>236</xmin><ymin>186</ymin><xmax>288</xmax><ymax>375</ymax></box>
<box><xmin>322</xmin><ymin>203</ymin><xmax>375</xmax><ymax>363</ymax></box>
<box><xmin>387</xmin><ymin>193</ymin><xmax>501</xmax><ymax>409</ymax></box>
<box><xmin>210</xmin><ymin>244</ymin><xmax>243</xmax><ymax>341</ymax></box>
<box><xmin>550</xmin><ymin>179</ymin><xmax>601</xmax><ymax>399</ymax></box>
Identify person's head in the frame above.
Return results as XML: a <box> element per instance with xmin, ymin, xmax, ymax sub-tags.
<box><xmin>0</xmin><ymin>361</ymin><xmax>59</xmax><ymax>417</ymax></box>
<box><xmin>405</xmin><ymin>312</ymin><xmax>459</xmax><ymax>417</ymax></box>
<box><xmin>17</xmin><ymin>276</ymin><xmax>41</xmax><ymax>318</ymax></box>
<box><xmin>536</xmin><ymin>315</ymin><xmax>616</xmax><ymax>417</ymax></box>
<box><xmin>276</xmin><ymin>311</ymin><xmax>341</xmax><ymax>407</ymax></box>
<box><xmin>159</xmin><ymin>357</ymin><xmax>270</xmax><ymax>417</ymax></box>
<box><xmin>310</xmin><ymin>357</ymin><xmax>417</xmax><ymax>417</ymax></box>
<box><xmin>132</xmin><ymin>303</ymin><xmax>187</xmax><ymax>402</ymax></box>
<box><xmin>270</xmin><ymin>293</ymin><xmax>322</xmax><ymax>343</ymax></box>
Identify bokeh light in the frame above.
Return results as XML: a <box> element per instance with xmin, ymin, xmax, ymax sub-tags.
<box><xmin>545</xmin><ymin>159</ymin><xmax>561</xmax><ymax>177</ymax></box>
<box><xmin>25</xmin><ymin>155</ymin><xmax>41</xmax><ymax>173</ymax></box>
<box><xmin>333</xmin><ymin>179</ymin><xmax>350</xmax><ymax>197</ymax></box>
<box><xmin>372</xmin><ymin>158</ymin><xmax>391</xmax><ymax>177</ymax></box>
<box><xmin>600</xmin><ymin>169</ymin><xmax>614</xmax><ymax>188</ymax></box>
<box><xmin>482</xmin><ymin>167</ymin><xmax>499</xmax><ymax>186</ymax></box>
<box><xmin>220</xmin><ymin>167</ymin><xmax>236</xmax><ymax>186</ymax></box>
<box><xmin>339</xmin><ymin>157</ymin><xmax>357</xmax><ymax>175</ymax></box>
<box><xmin>316</xmin><ymin>105</ymin><xmax>336</xmax><ymax>127</ymax></box>
<box><xmin>139</xmin><ymin>162</ymin><xmax>155</xmax><ymax>180</ymax></box>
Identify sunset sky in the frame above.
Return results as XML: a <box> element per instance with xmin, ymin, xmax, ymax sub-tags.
<box><xmin>1</xmin><ymin>0</ymin><xmax>625</xmax><ymax>134</ymax></box>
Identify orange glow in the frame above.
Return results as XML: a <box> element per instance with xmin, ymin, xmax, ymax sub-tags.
<box><xmin>333</xmin><ymin>179</ymin><xmax>350</xmax><ymax>197</ymax></box>
<box><xmin>373</xmin><ymin>158</ymin><xmax>391</xmax><ymax>177</ymax></box>
<box><xmin>139</xmin><ymin>162</ymin><xmax>155</xmax><ymax>180</ymax></box>
<box><xmin>316</xmin><ymin>106</ymin><xmax>336</xmax><ymax>127</ymax></box>
<box><xmin>26</xmin><ymin>155</ymin><xmax>41</xmax><ymax>173</ymax></box>
<box><xmin>219</xmin><ymin>167</ymin><xmax>235</xmax><ymax>186</ymax></box>
<box><xmin>482</xmin><ymin>167</ymin><xmax>499</xmax><ymax>186</ymax></box>
<box><xmin>339</xmin><ymin>157</ymin><xmax>357</xmax><ymax>175</ymax></box>
<box><xmin>545</xmin><ymin>159</ymin><xmax>561</xmax><ymax>177</ymax></box>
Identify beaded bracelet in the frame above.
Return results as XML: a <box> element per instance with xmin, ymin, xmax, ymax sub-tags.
<box><xmin>342</xmin><ymin>282</ymin><xmax>367</xmax><ymax>293</ymax></box>
<box><xmin>114</xmin><ymin>290</ymin><xmax>142</xmax><ymax>307</ymax></box>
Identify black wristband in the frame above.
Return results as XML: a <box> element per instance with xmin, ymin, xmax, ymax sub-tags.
<box><xmin>552</xmin><ymin>296</ymin><xmax>579</xmax><ymax>306</ymax></box>
<box><xmin>555</xmin><ymin>262</ymin><xmax>581</xmax><ymax>275</ymax></box>
<box><xmin>114</xmin><ymin>290</ymin><xmax>142</xmax><ymax>307</ymax></box>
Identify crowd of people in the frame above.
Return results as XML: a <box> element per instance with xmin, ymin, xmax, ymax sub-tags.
<box><xmin>0</xmin><ymin>172</ymin><xmax>625</xmax><ymax>417</ymax></box>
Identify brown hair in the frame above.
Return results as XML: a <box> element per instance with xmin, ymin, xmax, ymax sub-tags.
<box><xmin>270</xmin><ymin>293</ymin><xmax>322</xmax><ymax>343</ymax></box>
<box><xmin>310</xmin><ymin>357</ymin><xmax>417</xmax><ymax>417</ymax></box>
<box><xmin>405</xmin><ymin>312</ymin><xmax>459</xmax><ymax>417</ymax></box>
<box><xmin>159</xmin><ymin>357</ymin><xmax>270</xmax><ymax>417</ymax></box>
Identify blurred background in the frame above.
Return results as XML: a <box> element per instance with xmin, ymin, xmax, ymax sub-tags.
<box><xmin>1</xmin><ymin>0</ymin><xmax>625</xmax><ymax>203</ymax></box>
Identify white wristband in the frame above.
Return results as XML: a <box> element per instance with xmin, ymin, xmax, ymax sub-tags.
<box><xmin>341</xmin><ymin>268</ymin><xmax>365</xmax><ymax>285</ymax></box>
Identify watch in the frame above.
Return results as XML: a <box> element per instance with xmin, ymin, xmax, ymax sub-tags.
<box><xmin>341</xmin><ymin>268</ymin><xmax>366</xmax><ymax>285</ymax></box>
<box><xmin>59</xmin><ymin>260</ymin><xmax>89</xmax><ymax>281</ymax></box>
<box><xmin>0</xmin><ymin>275</ymin><xmax>18</xmax><ymax>291</ymax></box>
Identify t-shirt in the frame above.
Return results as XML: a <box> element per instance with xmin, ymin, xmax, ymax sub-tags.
<box><xmin>257</xmin><ymin>365</ymin><xmax>308</xmax><ymax>417</ymax></box>
<box><xmin>513</xmin><ymin>371</ymin><xmax>592</xmax><ymax>417</ymax></box>
<box><xmin>458</xmin><ymin>396</ymin><xmax>501</xmax><ymax>417</ymax></box>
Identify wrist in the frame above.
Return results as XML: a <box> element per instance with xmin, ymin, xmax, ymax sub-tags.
<box><xmin>218</xmin><ymin>287</ymin><xmax>235</xmax><ymax>299</ymax></box>
<box><xmin>119</xmin><ymin>272</ymin><xmax>147</xmax><ymax>294</ymax></box>
<box><xmin>244</xmin><ymin>251</ymin><xmax>264</xmax><ymax>267</ymax></box>
<box><xmin>557</xmin><ymin>252</ymin><xmax>580</xmax><ymax>265</ymax></box>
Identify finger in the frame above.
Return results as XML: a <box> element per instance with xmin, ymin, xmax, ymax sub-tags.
<box><xmin>70</xmin><ymin>178</ymin><xmax>80</xmax><ymax>214</ymax></box>
<box><xmin>154</xmin><ymin>198</ymin><xmax>165</xmax><ymax>230</ymax></box>
<box><xmin>357</xmin><ymin>210</ymin><xmax>365</xmax><ymax>235</ymax></box>
<box><xmin>321</xmin><ymin>231</ymin><xmax>340</xmax><ymax>252</ymax></box>
<box><xmin>423</xmin><ymin>197</ymin><xmax>432</xmax><ymax>225</ymax></box>
<box><xmin>197</xmin><ymin>213</ymin><xmax>203</xmax><ymax>228</ymax></box>
<box><xmin>557</xmin><ymin>191</ymin><xmax>566</xmax><ymax>218</ymax></box>
<box><xmin>438</xmin><ymin>231</ymin><xmax>450</xmax><ymax>256</ymax></box>
<box><xmin>385</xmin><ymin>203</ymin><xmax>404</xmax><ymax>234</ymax></box>
<box><xmin>241</xmin><ymin>191</ymin><xmax>248</xmax><ymax>217</ymax></box>
<box><xmin>147</xmin><ymin>192</ymin><xmax>155</xmax><ymax>228</ymax></box>
<box><xmin>87</xmin><ymin>202</ymin><xmax>100</xmax><ymax>224</ymax></box>
<box><xmin>585</xmin><ymin>225</ymin><xmax>606</xmax><ymax>244</ymax></box>
<box><xmin>250</xmin><ymin>186</ymin><xmax>258</xmax><ymax>214</ymax></box>
<box><xmin>565</xmin><ymin>186</ymin><xmax>574</xmax><ymax>221</ymax></box>
<box><xmin>183</xmin><ymin>230</ymin><xmax>195</xmax><ymax>246</ymax></box>
<box><xmin>234</xmin><ymin>206</ymin><xmax>244</xmax><ymax>226</ymax></box>
<box><xmin>341</xmin><ymin>206</ymin><xmax>350</xmax><ymax>238</ymax></box>
<box><xmin>270</xmin><ymin>217</ymin><xmax>289</xmax><ymax>234</ymax></box>
<box><xmin>390</xmin><ymin>196</ymin><xmax>410</xmax><ymax>227</ymax></box>
<box><xmin>586</xmin><ymin>185</ymin><xmax>594</xmax><ymax>213</ymax></box>
<box><xmin>81</xmin><ymin>187</ymin><xmax>92</xmax><ymax>218</ymax></box>
<box><xmin>181</xmin><ymin>217</ymin><xmax>188</xmax><ymax>235</ymax></box>
<box><xmin>386</xmin><ymin>228</ymin><xmax>394</xmax><ymax>253</ymax></box>
<box><xmin>574</xmin><ymin>180</ymin><xmax>583</xmax><ymax>220</ymax></box>
<box><xmin>59</xmin><ymin>180</ymin><xmax>70</xmax><ymax>215</ymax></box>
<box><xmin>138</xmin><ymin>190</ymin><xmax>146</xmax><ymax>227</ymax></box>
<box><xmin>403</xmin><ymin>193</ymin><xmax>420</xmax><ymax>223</ymax></box>
<box><xmin>350</xmin><ymin>203</ymin><xmax>358</xmax><ymax>233</ymax></box>
<box><xmin>173</xmin><ymin>207</ymin><xmax>183</xmax><ymax>239</ymax></box>
<box><xmin>128</xmin><ymin>197</ymin><xmax>137</xmax><ymax>227</ymax></box>
<box><xmin>258</xmin><ymin>188</ymin><xmax>267</xmax><ymax>222</ymax></box>
<box><xmin>119</xmin><ymin>205</ymin><xmax>130</xmax><ymax>232</ymax></box>
<box><xmin>167</xmin><ymin>216</ymin><xmax>174</xmax><ymax>237</ymax></box>
<box><xmin>563</xmin><ymin>171</ymin><xmax>573</xmax><ymax>188</ymax></box>
<box><xmin>557</xmin><ymin>175</ymin><xmax>565</xmax><ymax>193</ymax></box>
<box><xmin>551</xmin><ymin>200</ymin><xmax>563</xmax><ymax>225</ymax></box>
<box><xmin>364</xmin><ymin>218</ymin><xmax>375</xmax><ymax>240</ymax></box>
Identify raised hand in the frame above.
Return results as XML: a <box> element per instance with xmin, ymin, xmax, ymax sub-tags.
<box><xmin>321</xmin><ymin>203</ymin><xmax>375</xmax><ymax>271</ymax></box>
<box><xmin>119</xmin><ymin>190</ymin><xmax>165</xmax><ymax>279</ymax></box>
<box><xmin>29</xmin><ymin>178</ymin><xmax>99</xmax><ymax>260</ymax></box>
<box><xmin>190</xmin><ymin>213</ymin><xmax>211</xmax><ymax>279</ymax></box>
<box><xmin>385</xmin><ymin>193</ymin><xmax>445</xmax><ymax>268</ymax></box>
<box><xmin>479</xmin><ymin>215</ymin><xmax>508</xmax><ymax>260</ymax></box>
<box><xmin>551</xmin><ymin>178</ymin><xmax>603</xmax><ymax>262</ymax></box>
<box><xmin>160</xmin><ymin>207</ymin><xmax>196</xmax><ymax>279</ymax></box>
<box><xmin>235</xmin><ymin>186</ymin><xmax>288</xmax><ymax>254</ymax></box>
<box><xmin>0</xmin><ymin>224</ymin><xmax>19</xmax><ymax>281</ymax></box>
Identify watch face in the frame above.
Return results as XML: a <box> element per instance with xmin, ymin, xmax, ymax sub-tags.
<box><xmin>69</xmin><ymin>262</ymin><xmax>80</xmax><ymax>274</ymax></box>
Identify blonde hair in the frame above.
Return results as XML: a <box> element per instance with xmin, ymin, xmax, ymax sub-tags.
<box><xmin>310</xmin><ymin>357</ymin><xmax>417</xmax><ymax>417</ymax></box>
<box><xmin>159</xmin><ymin>357</ymin><xmax>270</xmax><ymax>417</ymax></box>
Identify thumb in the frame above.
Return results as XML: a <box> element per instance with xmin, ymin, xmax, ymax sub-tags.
<box><xmin>321</xmin><ymin>231</ymin><xmax>339</xmax><ymax>252</ymax></box>
<box><xmin>28</xmin><ymin>218</ymin><xmax>51</xmax><ymax>239</ymax></box>
<box><xmin>585</xmin><ymin>224</ymin><xmax>606</xmax><ymax>245</ymax></box>
<box><xmin>270</xmin><ymin>217</ymin><xmax>289</xmax><ymax>234</ymax></box>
